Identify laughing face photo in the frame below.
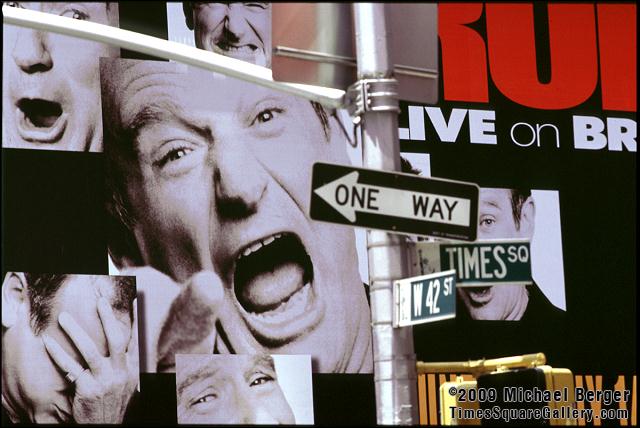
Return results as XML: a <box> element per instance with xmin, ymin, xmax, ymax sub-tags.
<box><xmin>181</xmin><ymin>2</ymin><xmax>271</xmax><ymax>67</ymax></box>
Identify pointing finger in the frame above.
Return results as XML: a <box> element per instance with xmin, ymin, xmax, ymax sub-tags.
<box><xmin>125</xmin><ymin>267</ymin><xmax>181</xmax><ymax>373</ymax></box>
<box><xmin>156</xmin><ymin>271</ymin><xmax>223</xmax><ymax>371</ymax></box>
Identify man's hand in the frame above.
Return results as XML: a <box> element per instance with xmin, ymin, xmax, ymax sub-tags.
<box><xmin>42</xmin><ymin>297</ymin><xmax>138</xmax><ymax>424</ymax></box>
<box><xmin>122</xmin><ymin>267</ymin><xmax>223</xmax><ymax>373</ymax></box>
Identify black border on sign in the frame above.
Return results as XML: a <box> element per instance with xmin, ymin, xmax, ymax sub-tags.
<box><xmin>309</xmin><ymin>162</ymin><xmax>479</xmax><ymax>240</ymax></box>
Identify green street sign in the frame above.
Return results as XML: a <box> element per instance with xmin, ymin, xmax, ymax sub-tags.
<box><xmin>393</xmin><ymin>270</ymin><xmax>457</xmax><ymax>327</ymax></box>
<box><xmin>415</xmin><ymin>240</ymin><xmax>533</xmax><ymax>287</ymax></box>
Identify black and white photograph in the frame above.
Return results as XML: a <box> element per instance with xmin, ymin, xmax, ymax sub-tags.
<box><xmin>2</xmin><ymin>2</ymin><xmax>120</xmax><ymax>152</ymax></box>
<box><xmin>167</xmin><ymin>2</ymin><xmax>271</xmax><ymax>67</ymax></box>
<box><xmin>413</xmin><ymin>186</ymin><xmax>566</xmax><ymax>321</ymax></box>
<box><xmin>1</xmin><ymin>273</ymin><xmax>139</xmax><ymax>424</ymax></box>
<box><xmin>100</xmin><ymin>58</ymin><xmax>372</xmax><ymax>374</ymax></box>
<box><xmin>175</xmin><ymin>354</ymin><xmax>313</xmax><ymax>424</ymax></box>
<box><xmin>459</xmin><ymin>187</ymin><xmax>565</xmax><ymax>321</ymax></box>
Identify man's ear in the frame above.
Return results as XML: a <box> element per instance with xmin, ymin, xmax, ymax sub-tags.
<box><xmin>2</xmin><ymin>272</ymin><xmax>27</xmax><ymax>328</ymax></box>
<box><xmin>518</xmin><ymin>196</ymin><xmax>536</xmax><ymax>239</ymax></box>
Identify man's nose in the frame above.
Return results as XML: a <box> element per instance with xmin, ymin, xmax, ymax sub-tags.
<box><xmin>233</xmin><ymin>388</ymin><xmax>278</xmax><ymax>425</ymax></box>
<box><xmin>12</xmin><ymin>27</ymin><xmax>53</xmax><ymax>73</ymax></box>
<box><xmin>213</xmin><ymin>144</ymin><xmax>267</xmax><ymax>220</ymax></box>
<box><xmin>224</xmin><ymin>6</ymin><xmax>248</xmax><ymax>39</ymax></box>
<box><xmin>244</xmin><ymin>405</ymin><xmax>279</xmax><ymax>424</ymax></box>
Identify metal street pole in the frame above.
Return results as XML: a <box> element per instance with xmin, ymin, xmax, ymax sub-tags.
<box><xmin>352</xmin><ymin>3</ymin><xmax>419</xmax><ymax>425</ymax></box>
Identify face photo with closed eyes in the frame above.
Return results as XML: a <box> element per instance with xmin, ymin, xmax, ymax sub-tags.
<box><xmin>101</xmin><ymin>59</ymin><xmax>372</xmax><ymax>373</ymax></box>
<box><xmin>1</xmin><ymin>273</ymin><xmax>137</xmax><ymax>424</ymax></box>
<box><xmin>176</xmin><ymin>354</ymin><xmax>295</xmax><ymax>424</ymax></box>
<box><xmin>183</xmin><ymin>2</ymin><xmax>271</xmax><ymax>67</ymax></box>
<box><xmin>2</xmin><ymin>2</ymin><xmax>119</xmax><ymax>151</ymax></box>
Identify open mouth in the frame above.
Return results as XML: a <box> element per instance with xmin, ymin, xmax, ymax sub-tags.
<box><xmin>233</xmin><ymin>232</ymin><xmax>324</xmax><ymax>345</ymax></box>
<box><xmin>465</xmin><ymin>286</ymin><xmax>493</xmax><ymax>307</ymax></box>
<box><xmin>15</xmin><ymin>98</ymin><xmax>67</xmax><ymax>143</ymax></box>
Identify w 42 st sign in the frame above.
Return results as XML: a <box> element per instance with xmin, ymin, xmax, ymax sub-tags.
<box><xmin>310</xmin><ymin>162</ymin><xmax>479</xmax><ymax>241</ymax></box>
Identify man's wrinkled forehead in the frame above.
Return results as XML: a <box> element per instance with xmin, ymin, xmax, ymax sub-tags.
<box><xmin>177</xmin><ymin>355</ymin><xmax>274</xmax><ymax>391</ymax></box>
<box><xmin>110</xmin><ymin>60</ymin><xmax>246</xmax><ymax>110</ymax></box>
<box><xmin>20</xmin><ymin>2</ymin><xmax>106</xmax><ymax>11</ymax></box>
<box><xmin>480</xmin><ymin>187</ymin><xmax>511</xmax><ymax>208</ymax></box>
<box><xmin>102</xmin><ymin>59</ymin><xmax>278</xmax><ymax>119</ymax></box>
<box><xmin>104</xmin><ymin>60</ymin><xmax>189</xmax><ymax>118</ymax></box>
<box><xmin>177</xmin><ymin>355</ymin><xmax>225</xmax><ymax>397</ymax></box>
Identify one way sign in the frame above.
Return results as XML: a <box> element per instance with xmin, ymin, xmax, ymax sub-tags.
<box><xmin>310</xmin><ymin>162</ymin><xmax>479</xmax><ymax>241</ymax></box>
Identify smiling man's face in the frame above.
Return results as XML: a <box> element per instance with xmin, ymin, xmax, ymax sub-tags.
<box><xmin>102</xmin><ymin>60</ymin><xmax>371</xmax><ymax>372</ymax></box>
<box><xmin>190</xmin><ymin>2</ymin><xmax>271</xmax><ymax>67</ymax></box>
<box><xmin>2</xmin><ymin>2</ymin><xmax>119</xmax><ymax>151</ymax></box>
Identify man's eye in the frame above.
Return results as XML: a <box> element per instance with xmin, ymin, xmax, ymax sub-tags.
<box><xmin>251</xmin><ymin>108</ymin><xmax>283</xmax><ymax>126</ymax></box>
<box><xmin>193</xmin><ymin>393</ymin><xmax>217</xmax><ymax>405</ymax></box>
<box><xmin>480</xmin><ymin>217</ymin><xmax>495</xmax><ymax>227</ymax></box>
<box><xmin>250</xmin><ymin>375</ymin><xmax>274</xmax><ymax>387</ymax></box>
<box><xmin>165</xmin><ymin>148</ymin><xmax>191</xmax><ymax>164</ymax></box>
<box><xmin>61</xmin><ymin>8</ymin><xmax>88</xmax><ymax>20</ymax></box>
<box><xmin>256</xmin><ymin>110</ymin><xmax>274</xmax><ymax>123</ymax></box>
<box><xmin>156</xmin><ymin>147</ymin><xmax>193</xmax><ymax>168</ymax></box>
<box><xmin>258</xmin><ymin>111</ymin><xmax>273</xmax><ymax>122</ymax></box>
<box><xmin>4</xmin><ymin>2</ymin><xmax>21</xmax><ymax>8</ymax></box>
<box><xmin>150</xmin><ymin>138</ymin><xmax>206</xmax><ymax>176</ymax></box>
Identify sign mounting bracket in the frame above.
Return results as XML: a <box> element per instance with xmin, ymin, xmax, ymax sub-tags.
<box><xmin>345</xmin><ymin>78</ymin><xmax>400</xmax><ymax>125</ymax></box>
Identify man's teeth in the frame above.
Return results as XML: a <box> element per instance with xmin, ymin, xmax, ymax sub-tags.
<box><xmin>249</xmin><ymin>283</ymin><xmax>312</xmax><ymax>323</ymax></box>
<box><xmin>240</xmin><ymin>233</ymin><xmax>283</xmax><ymax>258</ymax></box>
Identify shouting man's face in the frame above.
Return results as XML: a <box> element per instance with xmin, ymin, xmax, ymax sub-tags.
<box><xmin>2</xmin><ymin>2</ymin><xmax>119</xmax><ymax>151</ymax></box>
<box><xmin>102</xmin><ymin>60</ymin><xmax>371</xmax><ymax>372</ymax></box>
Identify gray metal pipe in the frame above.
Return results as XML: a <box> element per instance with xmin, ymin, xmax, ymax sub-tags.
<box><xmin>353</xmin><ymin>3</ymin><xmax>419</xmax><ymax>425</ymax></box>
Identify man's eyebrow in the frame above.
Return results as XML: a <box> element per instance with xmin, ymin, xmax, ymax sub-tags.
<box><xmin>481</xmin><ymin>200</ymin><xmax>502</xmax><ymax>210</ymax></box>
<box><xmin>177</xmin><ymin>364</ymin><xmax>221</xmax><ymax>398</ymax></box>
<box><xmin>45</xmin><ymin>2</ymin><xmax>97</xmax><ymax>12</ymax></box>
<box><xmin>126</xmin><ymin>104</ymin><xmax>168</xmax><ymax>134</ymax></box>
<box><xmin>126</xmin><ymin>103</ymin><xmax>213</xmax><ymax>142</ymax></box>
<box><xmin>240</xmin><ymin>94</ymin><xmax>294</xmax><ymax>120</ymax></box>
<box><xmin>244</xmin><ymin>355</ymin><xmax>276</xmax><ymax>382</ymax></box>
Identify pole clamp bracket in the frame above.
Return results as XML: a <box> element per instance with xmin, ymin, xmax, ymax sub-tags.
<box><xmin>345</xmin><ymin>78</ymin><xmax>400</xmax><ymax>124</ymax></box>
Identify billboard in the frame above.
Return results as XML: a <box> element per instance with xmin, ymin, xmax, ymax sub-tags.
<box><xmin>1</xmin><ymin>2</ymin><xmax>636</xmax><ymax>425</ymax></box>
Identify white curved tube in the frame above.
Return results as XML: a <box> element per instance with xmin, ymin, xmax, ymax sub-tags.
<box><xmin>2</xmin><ymin>5</ymin><xmax>346</xmax><ymax>109</ymax></box>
